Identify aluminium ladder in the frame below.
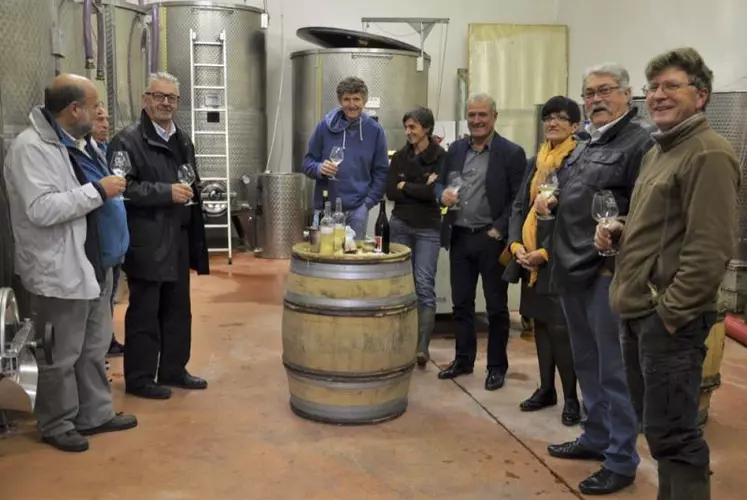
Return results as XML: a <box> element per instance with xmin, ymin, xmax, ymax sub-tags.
<box><xmin>189</xmin><ymin>28</ymin><xmax>232</xmax><ymax>265</ymax></box>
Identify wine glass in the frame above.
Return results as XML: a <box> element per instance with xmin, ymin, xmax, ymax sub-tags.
<box><xmin>109</xmin><ymin>151</ymin><xmax>132</xmax><ymax>201</ymax></box>
<box><xmin>445</xmin><ymin>172</ymin><xmax>463</xmax><ymax>211</ymax></box>
<box><xmin>177</xmin><ymin>163</ymin><xmax>197</xmax><ymax>206</ymax></box>
<box><xmin>591</xmin><ymin>190</ymin><xmax>620</xmax><ymax>256</ymax></box>
<box><xmin>536</xmin><ymin>171</ymin><xmax>559</xmax><ymax>221</ymax></box>
<box><xmin>329</xmin><ymin>146</ymin><xmax>344</xmax><ymax>180</ymax></box>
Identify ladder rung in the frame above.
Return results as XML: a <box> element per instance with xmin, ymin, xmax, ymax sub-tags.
<box><xmin>194</xmin><ymin>41</ymin><xmax>222</xmax><ymax>46</ymax></box>
<box><xmin>194</xmin><ymin>108</ymin><xmax>227</xmax><ymax>112</ymax></box>
<box><xmin>205</xmin><ymin>224</ymin><xmax>229</xmax><ymax>229</ymax></box>
<box><xmin>201</xmin><ymin>177</ymin><xmax>228</xmax><ymax>182</ymax></box>
<box><xmin>208</xmin><ymin>248</ymin><xmax>230</xmax><ymax>252</ymax></box>
<box><xmin>194</xmin><ymin>63</ymin><xmax>225</xmax><ymax>68</ymax></box>
<box><xmin>194</xmin><ymin>131</ymin><xmax>226</xmax><ymax>135</ymax></box>
<box><xmin>194</xmin><ymin>85</ymin><xmax>225</xmax><ymax>90</ymax></box>
<box><xmin>195</xmin><ymin>154</ymin><xmax>227</xmax><ymax>158</ymax></box>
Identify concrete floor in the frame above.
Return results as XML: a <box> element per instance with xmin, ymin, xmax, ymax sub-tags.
<box><xmin>1</xmin><ymin>254</ymin><xmax>746</xmax><ymax>499</ymax></box>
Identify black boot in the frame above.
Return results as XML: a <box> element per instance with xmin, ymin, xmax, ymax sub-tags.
<box><xmin>416</xmin><ymin>306</ymin><xmax>436</xmax><ymax>367</ymax></box>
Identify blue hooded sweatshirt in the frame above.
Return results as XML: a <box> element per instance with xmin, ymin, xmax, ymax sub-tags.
<box><xmin>302</xmin><ymin>108</ymin><xmax>389</xmax><ymax>212</ymax></box>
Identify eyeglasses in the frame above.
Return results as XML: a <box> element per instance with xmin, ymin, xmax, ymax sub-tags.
<box><xmin>641</xmin><ymin>82</ymin><xmax>695</xmax><ymax>95</ymax></box>
<box><xmin>582</xmin><ymin>85</ymin><xmax>621</xmax><ymax>101</ymax></box>
<box><xmin>146</xmin><ymin>92</ymin><xmax>180</xmax><ymax>103</ymax></box>
<box><xmin>542</xmin><ymin>114</ymin><xmax>571</xmax><ymax>124</ymax></box>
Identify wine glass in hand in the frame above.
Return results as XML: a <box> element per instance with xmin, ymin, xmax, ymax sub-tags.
<box><xmin>444</xmin><ymin>173</ymin><xmax>463</xmax><ymax>211</ymax></box>
<box><xmin>109</xmin><ymin>151</ymin><xmax>132</xmax><ymax>201</ymax></box>
<box><xmin>536</xmin><ymin>171</ymin><xmax>559</xmax><ymax>220</ymax></box>
<box><xmin>177</xmin><ymin>163</ymin><xmax>197</xmax><ymax>206</ymax></box>
<box><xmin>591</xmin><ymin>190</ymin><xmax>620</xmax><ymax>256</ymax></box>
<box><xmin>329</xmin><ymin>146</ymin><xmax>344</xmax><ymax>180</ymax></box>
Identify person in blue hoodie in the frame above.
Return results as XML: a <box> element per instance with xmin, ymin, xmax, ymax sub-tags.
<box><xmin>302</xmin><ymin>76</ymin><xmax>389</xmax><ymax>239</ymax></box>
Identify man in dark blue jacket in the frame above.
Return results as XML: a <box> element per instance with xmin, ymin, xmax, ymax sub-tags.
<box><xmin>435</xmin><ymin>92</ymin><xmax>526</xmax><ymax>391</ymax></box>
<box><xmin>302</xmin><ymin>76</ymin><xmax>389</xmax><ymax>239</ymax></box>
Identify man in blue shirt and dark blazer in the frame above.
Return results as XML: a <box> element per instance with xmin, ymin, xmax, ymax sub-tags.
<box><xmin>435</xmin><ymin>92</ymin><xmax>526</xmax><ymax>391</ymax></box>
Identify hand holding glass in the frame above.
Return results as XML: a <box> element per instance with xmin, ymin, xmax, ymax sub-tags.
<box><xmin>536</xmin><ymin>171</ymin><xmax>559</xmax><ymax>220</ymax></box>
<box><xmin>177</xmin><ymin>163</ymin><xmax>197</xmax><ymax>206</ymax></box>
<box><xmin>109</xmin><ymin>151</ymin><xmax>132</xmax><ymax>201</ymax></box>
<box><xmin>591</xmin><ymin>190</ymin><xmax>620</xmax><ymax>256</ymax></box>
<box><xmin>444</xmin><ymin>174</ymin><xmax>463</xmax><ymax>210</ymax></box>
<box><xmin>329</xmin><ymin>146</ymin><xmax>344</xmax><ymax>179</ymax></box>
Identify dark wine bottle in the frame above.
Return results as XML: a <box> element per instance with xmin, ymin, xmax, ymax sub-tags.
<box><xmin>374</xmin><ymin>200</ymin><xmax>390</xmax><ymax>254</ymax></box>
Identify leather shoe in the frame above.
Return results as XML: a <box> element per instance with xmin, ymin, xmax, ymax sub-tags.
<box><xmin>437</xmin><ymin>360</ymin><xmax>474</xmax><ymax>380</ymax></box>
<box><xmin>520</xmin><ymin>388</ymin><xmax>557</xmax><ymax>411</ymax></box>
<box><xmin>127</xmin><ymin>383</ymin><xmax>172</xmax><ymax>400</ymax></box>
<box><xmin>42</xmin><ymin>429</ymin><xmax>89</xmax><ymax>452</ymax></box>
<box><xmin>79</xmin><ymin>413</ymin><xmax>138</xmax><ymax>436</ymax></box>
<box><xmin>484</xmin><ymin>368</ymin><xmax>506</xmax><ymax>391</ymax></box>
<box><xmin>547</xmin><ymin>440</ymin><xmax>605</xmax><ymax>461</ymax></box>
<box><xmin>561</xmin><ymin>399</ymin><xmax>581</xmax><ymax>426</ymax></box>
<box><xmin>579</xmin><ymin>467</ymin><xmax>635</xmax><ymax>495</ymax></box>
<box><xmin>160</xmin><ymin>372</ymin><xmax>208</xmax><ymax>390</ymax></box>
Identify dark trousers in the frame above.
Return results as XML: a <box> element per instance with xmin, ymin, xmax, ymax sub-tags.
<box><xmin>560</xmin><ymin>274</ymin><xmax>639</xmax><ymax>477</ymax></box>
<box><xmin>621</xmin><ymin>311</ymin><xmax>714</xmax><ymax>499</ymax></box>
<box><xmin>534</xmin><ymin>320</ymin><xmax>577</xmax><ymax>401</ymax></box>
<box><xmin>124</xmin><ymin>229</ymin><xmax>192</xmax><ymax>388</ymax></box>
<box><xmin>449</xmin><ymin>226</ymin><xmax>510</xmax><ymax>371</ymax></box>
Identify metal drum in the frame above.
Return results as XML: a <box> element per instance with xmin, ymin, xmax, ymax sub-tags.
<box><xmin>258</xmin><ymin>173</ymin><xmax>306</xmax><ymax>259</ymax></box>
<box><xmin>281</xmin><ymin>242</ymin><xmax>418</xmax><ymax>424</ymax></box>
<box><xmin>291</xmin><ymin>27</ymin><xmax>430</xmax><ymax>220</ymax></box>
<box><xmin>156</xmin><ymin>1</ymin><xmax>268</xmax><ymax>216</ymax></box>
<box><xmin>57</xmin><ymin>0</ymin><xmax>150</xmax><ymax>133</ymax></box>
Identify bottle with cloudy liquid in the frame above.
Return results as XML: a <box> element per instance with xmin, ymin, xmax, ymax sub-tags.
<box><xmin>332</xmin><ymin>197</ymin><xmax>345</xmax><ymax>254</ymax></box>
<box><xmin>319</xmin><ymin>201</ymin><xmax>334</xmax><ymax>255</ymax></box>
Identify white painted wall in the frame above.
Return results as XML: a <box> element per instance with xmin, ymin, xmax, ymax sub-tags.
<box><xmin>130</xmin><ymin>0</ymin><xmax>747</xmax><ymax>170</ymax></box>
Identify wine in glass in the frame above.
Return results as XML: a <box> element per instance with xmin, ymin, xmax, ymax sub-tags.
<box><xmin>329</xmin><ymin>146</ymin><xmax>344</xmax><ymax>180</ymax></box>
<box><xmin>177</xmin><ymin>163</ymin><xmax>197</xmax><ymax>206</ymax></box>
<box><xmin>109</xmin><ymin>151</ymin><xmax>132</xmax><ymax>201</ymax></box>
<box><xmin>445</xmin><ymin>172</ymin><xmax>463</xmax><ymax>211</ymax></box>
<box><xmin>536</xmin><ymin>171</ymin><xmax>559</xmax><ymax>220</ymax></box>
<box><xmin>591</xmin><ymin>190</ymin><xmax>620</xmax><ymax>256</ymax></box>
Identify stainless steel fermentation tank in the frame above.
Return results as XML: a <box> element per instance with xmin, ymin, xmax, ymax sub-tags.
<box><xmin>156</xmin><ymin>1</ymin><xmax>267</xmax><ymax>223</ymax></box>
<box><xmin>0</xmin><ymin>0</ymin><xmax>57</xmax><ymax>305</ymax></box>
<box><xmin>257</xmin><ymin>173</ymin><xmax>306</xmax><ymax>259</ymax></box>
<box><xmin>57</xmin><ymin>0</ymin><xmax>150</xmax><ymax>133</ymax></box>
<box><xmin>291</xmin><ymin>27</ymin><xmax>431</xmax><ymax>222</ymax></box>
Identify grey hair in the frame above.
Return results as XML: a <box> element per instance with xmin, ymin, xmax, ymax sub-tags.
<box><xmin>582</xmin><ymin>63</ymin><xmax>631</xmax><ymax>91</ymax></box>
<box><xmin>146</xmin><ymin>72</ymin><xmax>180</xmax><ymax>93</ymax></box>
<box><xmin>466</xmin><ymin>92</ymin><xmax>497</xmax><ymax>113</ymax></box>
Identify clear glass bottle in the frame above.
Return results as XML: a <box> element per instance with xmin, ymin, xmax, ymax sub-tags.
<box><xmin>319</xmin><ymin>201</ymin><xmax>334</xmax><ymax>255</ymax></box>
<box><xmin>332</xmin><ymin>197</ymin><xmax>345</xmax><ymax>254</ymax></box>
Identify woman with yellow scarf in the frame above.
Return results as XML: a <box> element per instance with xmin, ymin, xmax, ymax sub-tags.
<box><xmin>504</xmin><ymin>96</ymin><xmax>584</xmax><ymax>426</ymax></box>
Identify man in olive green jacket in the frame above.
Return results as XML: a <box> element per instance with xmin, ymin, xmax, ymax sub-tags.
<box><xmin>599</xmin><ymin>48</ymin><xmax>740</xmax><ymax>500</ymax></box>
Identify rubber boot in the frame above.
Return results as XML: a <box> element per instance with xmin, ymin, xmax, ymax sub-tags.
<box><xmin>416</xmin><ymin>306</ymin><xmax>436</xmax><ymax>367</ymax></box>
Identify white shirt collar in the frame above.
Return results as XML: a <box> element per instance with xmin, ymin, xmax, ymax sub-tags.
<box><xmin>153</xmin><ymin>120</ymin><xmax>176</xmax><ymax>141</ymax></box>
<box><xmin>587</xmin><ymin>112</ymin><xmax>627</xmax><ymax>143</ymax></box>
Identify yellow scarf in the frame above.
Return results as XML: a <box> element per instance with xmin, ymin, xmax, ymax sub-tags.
<box><xmin>520</xmin><ymin>135</ymin><xmax>576</xmax><ymax>286</ymax></box>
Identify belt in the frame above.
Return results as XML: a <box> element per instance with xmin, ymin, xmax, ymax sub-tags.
<box><xmin>453</xmin><ymin>224</ymin><xmax>492</xmax><ymax>234</ymax></box>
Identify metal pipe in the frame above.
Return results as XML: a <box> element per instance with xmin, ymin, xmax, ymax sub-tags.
<box><xmin>83</xmin><ymin>0</ymin><xmax>95</xmax><ymax>69</ymax></box>
<box><xmin>150</xmin><ymin>5</ymin><xmax>160</xmax><ymax>73</ymax></box>
<box><xmin>94</xmin><ymin>1</ymin><xmax>106</xmax><ymax>80</ymax></box>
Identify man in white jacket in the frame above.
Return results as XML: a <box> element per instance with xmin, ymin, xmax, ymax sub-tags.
<box><xmin>3</xmin><ymin>74</ymin><xmax>137</xmax><ymax>452</ymax></box>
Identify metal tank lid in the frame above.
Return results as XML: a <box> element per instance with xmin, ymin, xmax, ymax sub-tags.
<box><xmin>98</xmin><ymin>0</ymin><xmax>147</xmax><ymax>14</ymax></box>
<box><xmin>296</xmin><ymin>26</ymin><xmax>426</xmax><ymax>54</ymax></box>
<box><xmin>154</xmin><ymin>1</ymin><xmax>263</xmax><ymax>13</ymax></box>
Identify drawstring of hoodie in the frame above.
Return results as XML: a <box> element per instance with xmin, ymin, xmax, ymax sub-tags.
<box><xmin>339</xmin><ymin>114</ymin><xmax>363</xmax><ymax>151</ymax></box>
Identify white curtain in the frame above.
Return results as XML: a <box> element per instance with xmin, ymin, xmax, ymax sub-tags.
<box><xmin>468</xmin><ymin>24</ymin><xmax>569</xmax><ymax>154</ymax></box>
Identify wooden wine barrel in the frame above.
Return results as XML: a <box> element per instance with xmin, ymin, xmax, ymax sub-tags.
<box><xmin>697</xmin><ymin>315</ymin><xmax>726</xmax><ymax>428</ymax></box>
<box><xmin>282</xmin><ymin>242</ymin><xmax>418</xmax><ymax>424</ymax></box>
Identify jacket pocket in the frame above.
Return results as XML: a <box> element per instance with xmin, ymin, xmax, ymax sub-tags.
<box><xmin>580</xmin><ymin>150</ymin><xmax>624</xmax><ymax>189</ymax></box>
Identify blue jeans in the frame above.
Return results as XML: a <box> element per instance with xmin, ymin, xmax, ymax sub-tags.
<box><xmin>389</xmin><ymin>215</ymin><xmax>440</xmax><ymax>309</ymax></box>
<box><xmin>559</xmin><ymin>274</ymin><xmax>640</xmax><ymax>477</ymax></box>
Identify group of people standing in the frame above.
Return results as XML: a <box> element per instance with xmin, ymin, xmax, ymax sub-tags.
<box><xmin>3</xmin><ymin>72</ymin><xmax>210</xmax><ymax>453</ymax></box>
<box><xmin>303</xmin><ymin>47</ymin><xmax>738</xmax><ymax>499</ymax></box>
